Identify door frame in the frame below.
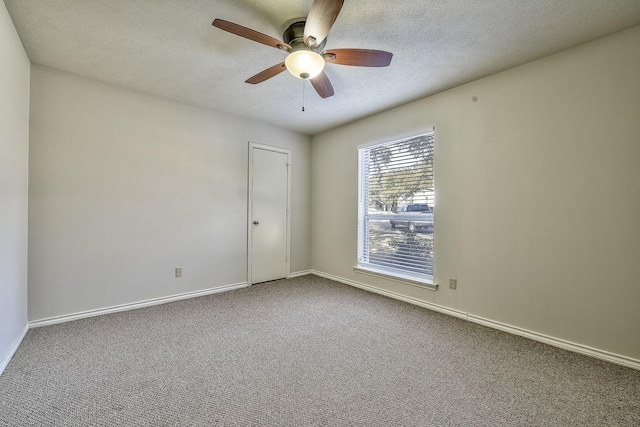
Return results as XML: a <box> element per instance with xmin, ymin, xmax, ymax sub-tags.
<box><xmin>247</xmin><ymin>142</ymin><xmax>292</xmax><ymax>286</ymax></box>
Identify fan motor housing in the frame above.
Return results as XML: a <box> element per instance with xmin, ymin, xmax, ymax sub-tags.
<box><xmin>283</xmin><ymin>20</ymin><xmax>326</xmax><ymax>52</ymax></box>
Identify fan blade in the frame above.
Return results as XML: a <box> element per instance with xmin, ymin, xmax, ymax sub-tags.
<box><xmin>304</xmin><ymin>0</ymin><xmax>344</xmax><ymax>47</ymax></box>
<box><xmin>245</xmin><ymin>62</ymin><xmax>287</xmax><ymax>84</ymax></box>
<box><xmin>323</xmin><ymin>49</ymin><xmax>393</xmax><ymax>67</ymax></box>
<box><xmin>310</xmin><ymin>71</ymin><xmax>334</xmax><ymax>98</ymax></box>
<box><xmin>212</xmin><ymin>19</ymin><xmax>291</xmax><ymax>51</ymax></box>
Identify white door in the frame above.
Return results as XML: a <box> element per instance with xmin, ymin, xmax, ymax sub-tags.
<box><xmin>249</xmin><ymin>144</ymin><xmax>290</xmax><ymax>284</ymax></box>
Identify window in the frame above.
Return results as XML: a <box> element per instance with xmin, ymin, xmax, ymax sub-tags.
<box><xmin>357</xmin><ymin>132</ymin><xmax>435</xmax><ymax>287</ymax></box>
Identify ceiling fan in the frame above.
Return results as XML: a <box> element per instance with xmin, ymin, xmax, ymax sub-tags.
<box><xmin>212</xmin><ymin>0</ymin><xmax>393</xmax><ymax>99</ymax></box>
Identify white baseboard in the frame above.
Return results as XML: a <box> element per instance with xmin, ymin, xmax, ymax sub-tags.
<box><xmin>0</xmin><ymin>323</ymin><xmax>29</xmax><ymax>376</ymax></box>
<box><xmin>310</xmin><ymin>270</ymin><xmax>640</xmax><ymax>371</ymax></box>
<box><xmin>29</xmin><ymin>282</ymin><xmax>248</xmax><ymax>329</ymax></box>
<box><xmin>289</xmin><ymin>270</ymin><xmax>312</xmax><ymax>278</ymax></box>
<box><xmin>466</xmin><ymin>315</ymin><xmax>640</xmax><ymax>370</ymax></box>
<box><xmin>311</xmin><ymin>270</ymin><xmax>467</xmax><ymax>320</ymax></box>
<box><xmin>14</xmin><ymin>271</ymin><xmax>640</xmax><ymax>372</ymax></box>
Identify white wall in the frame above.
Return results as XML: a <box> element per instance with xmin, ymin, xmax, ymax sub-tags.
<box><xmin>311</xmin><ymin>25</ymin><xmax>640</xmax><ymax>362</ymax></box>
<box><xmin>28</xmin><ymin>66</ymin><xmax>311</xmax><ymax>321</ymax></box>
<box><xmin>0</xmin><ymin>1</ymin><xmax>30</xmax><ymax>372</ymax></box>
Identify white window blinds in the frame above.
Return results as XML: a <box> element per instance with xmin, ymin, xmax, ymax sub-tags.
<box><xmin>357</xmin><ymin>132</ymin><xmax>435</xmax><ymax>284</ymax></box>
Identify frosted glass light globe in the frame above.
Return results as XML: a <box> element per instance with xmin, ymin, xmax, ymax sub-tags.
<box><xmin>285</xmin><ymin>50</ymin><xmax>325</xmax><ymax>80</ymax></box>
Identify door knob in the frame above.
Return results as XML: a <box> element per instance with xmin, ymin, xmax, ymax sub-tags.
<box><xmin>253</xmin><ymin>220</ymin><xmax>260</xmax><ymax>225</ymax></box>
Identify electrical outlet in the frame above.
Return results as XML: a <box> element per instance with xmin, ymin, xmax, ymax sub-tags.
<box><xmin>449</xmin><ymin>278</ymin><xmax>457</xmax><ymax>290</ymax></box>
<box><xmin>175</xmin><ymin>267</ymin><xmax>182</xmax><ymax>278</ymax></box>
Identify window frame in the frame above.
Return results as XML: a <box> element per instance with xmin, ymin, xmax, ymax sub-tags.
<box><xmin>355</xmin><ymin>131</ymin><xmax>437</xmax><ymax>291</ymax></box>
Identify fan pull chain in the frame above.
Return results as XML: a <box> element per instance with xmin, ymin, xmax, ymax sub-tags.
<box><xmin>302</xmin><ymin>79</ymin><xmax>305</xmax><ymax>112</ymax></box>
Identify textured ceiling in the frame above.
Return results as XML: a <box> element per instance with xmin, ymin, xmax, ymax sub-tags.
<box><xmin>5</xmin><ymin>0</ymin><xmax>640</xmax><ymax>135</ymax></box>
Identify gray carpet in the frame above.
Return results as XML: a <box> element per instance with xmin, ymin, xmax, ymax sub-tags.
<box><xmin>1</xmin><ymin>275</ymin><xmax>639</xmax><ymax>426</ymax></box>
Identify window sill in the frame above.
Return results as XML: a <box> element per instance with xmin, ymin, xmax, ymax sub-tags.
<box><xmin>353</xmin><ymin>265</ymin><xmax>438</xmax><ymax>291</ymax></box>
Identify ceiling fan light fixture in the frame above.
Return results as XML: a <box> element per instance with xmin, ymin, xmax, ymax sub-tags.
<box><xmin>212</xmin><ymin>0</ymin><xmax>391</xmax><ymax>98</ymax></box>
<box><xmin>285</xmin><ymin>50</ymin><xmax>325</xmax><ymax>80</ymax></box>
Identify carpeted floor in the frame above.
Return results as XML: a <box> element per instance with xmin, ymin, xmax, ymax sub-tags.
<box><xmin>1</xmin><ymin>275</ymin><xmax>639</xmax><ymax>426</ymax></box>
